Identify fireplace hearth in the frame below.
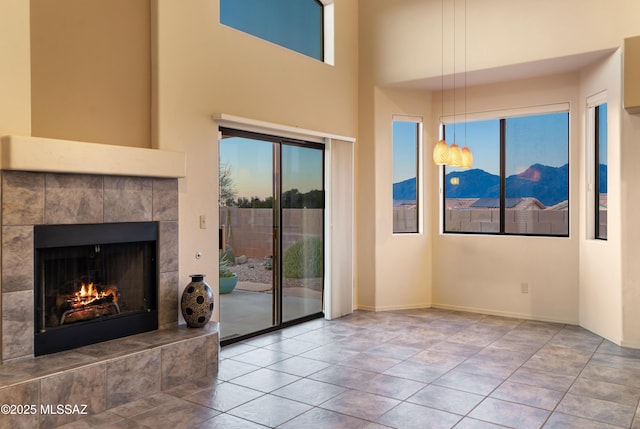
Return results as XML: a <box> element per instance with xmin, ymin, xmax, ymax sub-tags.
<box><xmin>34</xmin><ymin>222</ymin><xmax>158</xmax><ymax>356</ymax></box>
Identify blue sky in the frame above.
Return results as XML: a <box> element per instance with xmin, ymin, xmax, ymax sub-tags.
<box><xmin>282</xmin><ymin>145</ymin><xmax>323</xmax><ymax>195</ymax></box>
<box><xmin>444</xmin><ymin>112</ymin><xmax>569</xmax><ymax>177</ymax></box>
<box><xmin>220</xmin><ymin>0</ymin><xmax>322</xmax><ymax>60</ymax></box>
<box><xmin>220</xmin><ymin>137</ymin><xmax>273</xmax><ymax>199</ymax></box>
<box><xmin>599</xmin><ymin>103</ymin><xmax>608</xmax><ymax>165</ymax></box>
<box><xmin>393</xmin><ymin>121</ymin><xmax>419</xmax><ymax>183</ymax></box>
<box><xmin>220</xmin><ymin>137</ymin><xmax>323</xmax><ymax>200</ymax></box>
<box><xmin>392</xmin><ymin>112</ymin><xmax>570</xmax><ymax>183</ymax></box>
<box><xmin>224</xmin><ymin>114</ymin><xmax>573</xmax><ymax>197</ymax></box>
<box><xmin>444</xmin><ymin>119</ymin><xmax>500</xmax><ymax>175</ymax></box>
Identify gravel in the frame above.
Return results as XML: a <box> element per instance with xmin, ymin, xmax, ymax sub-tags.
<box><xmin>230</xmin><ymin>258</ymin><xmax>273</xmax><ymax>283</ymax></box>
<box><xmin>230</xmin><ymin>258</ymin><xmax>323</xmax><ymax>291</ymax></box>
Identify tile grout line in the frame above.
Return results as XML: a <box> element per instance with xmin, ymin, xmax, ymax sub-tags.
<box><xmin>140</xmin><ymin>311</ymin><xmax>640</xmax><ymax>429</ymax></box>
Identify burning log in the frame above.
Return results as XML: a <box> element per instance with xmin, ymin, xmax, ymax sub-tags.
<box><xmin>61</xmin><ymin>303</ymin><xmax>120</xmax><ymax>324</ymax></box>
<box><xmin>68</xmin><ymin>283</ymin><xmax>118</xmax><ymax>308</ymax></box>
<box><xmin>59</xmin><ymin>283</ymin><xmax>120</xmax><ymax>325</ymax></box>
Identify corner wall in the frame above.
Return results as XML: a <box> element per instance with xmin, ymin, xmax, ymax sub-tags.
<box><xmin>429</xmin><ymin>73</ymin><xmax>581</xmax><ymax>324</ymax></box>
<box><xmin>621</xmin><ymin>46</ymin><xmax>640</xmax><ymax>347</ymax></box>
<box><xmin>371</xmin><ymin>87</ymin><xmax>432</xmax><ymax>311</ymax></box>
<box><xmin>579</xmin><ymin>51</ymin><xmax>623</xmax><ymax>344</ymax></box>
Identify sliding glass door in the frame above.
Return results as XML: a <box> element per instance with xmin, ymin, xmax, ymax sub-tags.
<box><xmin>218</xmin><ymin>129</ymin><xmax>324</xmax><ymax>343</ymax></box>
<box><xmin>281</xmin><ymin>144</ymin><xmax>324</xmax><ymax>322</ymax></box>
<box><xmin>219</xmin><ymin>134</ymin><xmax>275</xmax><ymax>340</ymax></box>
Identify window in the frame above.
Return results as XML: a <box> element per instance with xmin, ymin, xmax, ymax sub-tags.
<box><xmin>220</xmin><ymin>0</ymin><xmax>326</xmax><ymax>62</ymax></box>
<box><xmin>444</xmin><ymin>111</ymin><xmax>569</xmax><ymax>236</ymax></box>
<box><xmin>393</xmin><ymin>119</ymin><xmax>421</xmax><ymax>233</ymax></box>
<box><xmin>595</xmin><ymin>103</ymin><xmax>608</xmax><ymax>239</ymax></box>
<box><xmin>444</xmin><ymin>120</ymin><xmax>500</xmax><ymax>233</ymax></box>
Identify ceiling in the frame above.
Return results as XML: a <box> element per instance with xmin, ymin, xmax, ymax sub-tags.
<box><xmin>386</xmin><ymin>48</ymin><xmax>617</xmax><ymax>90</ymax></box>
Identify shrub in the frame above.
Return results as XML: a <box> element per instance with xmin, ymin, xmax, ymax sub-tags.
<box><xmin>219</xmin><ymin>253</ymin><xmax>235</xmax><ymax>278</ymax></box>
<box><xmin>282</xmin><ymin>236</ymin><xmax>323</xmax><ymax>279</ymax></box>
<box><xmin>220</xmin><ymin>246</ymin><xmax>236</xmax><ymax>266</ymax></box>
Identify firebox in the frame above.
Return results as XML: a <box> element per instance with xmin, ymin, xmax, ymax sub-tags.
<box><xmin>34</xmin><ymin>222</ymin><xmax>158</xmax><ymax>356</ymax></box>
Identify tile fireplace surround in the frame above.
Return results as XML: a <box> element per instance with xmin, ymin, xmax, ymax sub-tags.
<box><xmin>0</xmin><ymin>137</ymin><xmax>219</xmax><ymax>428</ymax></box>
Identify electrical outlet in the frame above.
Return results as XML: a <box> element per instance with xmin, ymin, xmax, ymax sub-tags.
<box><xmin>520</xmin><ymin>282</ymin><xmax>529</xmax><ymax>294</ymax></box>
<box><xmin>199</xmin><ymin>215</ymin><xmax>208</xmax><ymax>229</ymax></box>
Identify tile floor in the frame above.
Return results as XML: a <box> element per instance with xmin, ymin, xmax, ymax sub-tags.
<box><xmin>219</xmin><ymin>289</ymin><xmax>322</xmax><ymax>340</ymax></box>
<box><xmin>59</xmin><ymin>309</ymin><xmax>640</xmax><ymax>428</ymax></box>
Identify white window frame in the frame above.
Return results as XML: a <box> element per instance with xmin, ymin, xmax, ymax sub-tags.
<box><xmin>586</xmin><ymin>91</ymin><xmax>607</xmax><ymax>240</ymax></box>
<box><xmin>441</xmin><ymin>103</ymin><xmax>570</xmax><ymax>236</ymax></box>
<box><xmin>392</xmin><ymin>115</ymin><xmax>423</xmax><ymax>235</ymax></box>
<box><xmin>320</xmin><ymin>0</ymin><xmax>335</xmax><ymax>65</ymax></box>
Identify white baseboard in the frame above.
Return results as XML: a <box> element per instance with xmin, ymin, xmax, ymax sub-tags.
<box><xmin>620</xmin><ymin>339</ymin><xmax>640</xmax><ymax>349</ymax></box>
<box><xmin>351</xmin><ymin>302</ymin><xmax>640</xmax><ymax>349</ymax></box>
<box><xmin>356</xmin><ymin>301</ymin><xmax>577</xmax><ymax>325</ymax></box>
<box><xmin>355</xmin><ymin>304</ymin><xmax>376</xmax><ymax>312</ymax></box>
<box><xmin>431</xmin><ymin>302</ymin><xmax>579</xmax><ymax>325</ymax></box>
<box><xmin>355</xmin><ymin>303</ymin><xmax>432</xmax><ymax>312</ymax></box>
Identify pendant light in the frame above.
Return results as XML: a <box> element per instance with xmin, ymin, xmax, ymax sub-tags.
<box><xmin>448</xmin><ymin>143</ymin><xmax>462</xmax><ymax>166</ymax></box>
<box><xmin>433</xmin><ymin>0</ymin><xmax>473</xmax><ymax>169</ymax></box>
<box><xmin>460</xmin><ymin>146</ymin><xmax>473</xmax><ymax>168</ymax></box>
<box><xmin>433</xmin><ymin>139</ymin><xmax>450</xmax><ymax>165</ymax></box>
<box><xmin>433</xmin><ymin>125</ymin><xmax>450</xmax><ymax>165</ymax></box>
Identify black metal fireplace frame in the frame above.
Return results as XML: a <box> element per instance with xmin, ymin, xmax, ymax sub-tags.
<box><xmin>33</xmin><ymin>222</ymin><xmax>159</xmax><ymax>356</ymax></box>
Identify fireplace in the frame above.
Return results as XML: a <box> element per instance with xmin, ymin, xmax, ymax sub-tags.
<box><xmin>34</xmin><ymin>222</ymin><xmax>158</xmax><ymax>356</ymax></box>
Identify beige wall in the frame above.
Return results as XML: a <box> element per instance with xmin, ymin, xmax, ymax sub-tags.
<box><xmin>30</xmin><ymin>0</ymin><xmax>152</xmax><ymax>148</ymax></box>
<box><xmin>357</xmin><ymin>4</ymin><xmax>381</xmax><ymax>310</ymax></box>
<box><xmin>430</xmin><ymin>74</ymin><xmax>581</xmax><ymax>324</ymax></box>
<box><xmin>153</xmin><ymin>0</ymin><xmax>358</xmax><ymax>322</ymax></box>
<box><xmin>359</xmin><ymin>0</ymin><xmax>640</xmax><ymax>344</ymax></box>
<box><xmin>620</xmin><ymin>47</ymin><xmax>640</xmax><ymax>347</ymax></box>
<box><xmin>0</xmin><ymin>0</ymin><xmax>31</xmax><ymax>135</ymax></box>
<box><xmin>369</xmin><ymin>0</ymin><xmax>640</xmax><ymax>87</ymax></box>
<box><xmin>579</xmin><ymin>51</ymin><xmax>623</xmax><ymax>344</ymax></box>
<box><xmin>371</xmin><ymin>87</ymin><xmax>432</xmax><ymax>311</ymax></box>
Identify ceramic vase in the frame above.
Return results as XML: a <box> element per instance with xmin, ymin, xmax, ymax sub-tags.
<box><xmin>181</xmin><ymin>274</ymin><xmax>214</xmax><ymax>328</ymax></box>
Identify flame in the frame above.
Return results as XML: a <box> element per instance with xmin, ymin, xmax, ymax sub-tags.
<box><xmin>69</xmin><ymin>282</ymin><xmax>117</xmax><ymax>308</ymax></box>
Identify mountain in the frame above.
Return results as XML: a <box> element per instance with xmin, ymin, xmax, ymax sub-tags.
<box><xmin>393</xmin><ymin>177</ymin><xmax>416</xmax><ymax>201</ymax></box>
<box><xmin>505</xmin><ymin>164</ymin><xmax>569</xmax><ymax>206</ymax></box>
<box><xmin>443</xmin><ymin>169</ymin><xmax>500</xmax><ymax>200</ymax></box>
<box><xmin>392</xmin><ymin>163</ymin><xmax>573</xmax><ymax>207</ymax></box>
<box><xmin>441</xmin><ymin>163</ymin><xmax>569</xmax><ymax>207</ymax></box>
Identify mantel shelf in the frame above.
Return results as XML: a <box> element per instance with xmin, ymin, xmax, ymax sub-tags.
<box><xmin>0</xmin><ymin>135</ymin><xmax>186</xmax><ymax>178</ymax></box>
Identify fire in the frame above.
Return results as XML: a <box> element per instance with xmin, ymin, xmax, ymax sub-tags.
<box><xmin>70</xmin><ymin>282</ymin><xmax>118</xmax><ymax>308</ymax></box>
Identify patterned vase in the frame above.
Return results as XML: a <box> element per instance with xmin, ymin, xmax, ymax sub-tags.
<box><xmin>181</xmin><ymin>274</ymin><xmax>214</xmax><ymax>328</ymax></box>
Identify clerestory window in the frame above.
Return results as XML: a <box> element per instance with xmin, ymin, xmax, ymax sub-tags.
<box><xmin>220</xmin><ymin>0</ymin><xmax>331</xmax><ymax>63</ymax></box>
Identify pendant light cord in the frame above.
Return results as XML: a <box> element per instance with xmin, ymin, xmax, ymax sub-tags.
<box><xmin>452</xmin><ymin>0</ymin><xmax>456</xmax><ymax>146</ymax></box>
<box><xmin>441</xmin><ymin>0</ymin><xmax>444</xmax><ymax>141</ymax></box>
